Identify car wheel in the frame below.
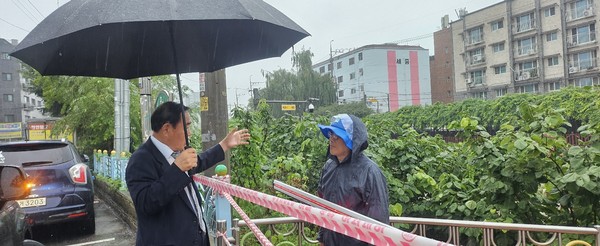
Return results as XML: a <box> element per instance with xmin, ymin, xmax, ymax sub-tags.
<box><xmin>79</xmin><ymin>205</ymin><xmax>95</xmax><ymax>235</ymax></box>
<box><xmin>80</xmin><ymin>217</ymin><xmax>96</xmax><ymax>235</ymax></box>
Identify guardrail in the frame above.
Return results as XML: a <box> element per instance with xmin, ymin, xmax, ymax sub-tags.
<box><xmin>229</xmin><ymin>217</ymin><xmax>599</xmax><ymax>246</ymax></box>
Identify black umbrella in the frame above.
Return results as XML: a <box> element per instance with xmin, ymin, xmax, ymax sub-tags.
<box><xmin>10</xmin><ymin>0</ymin><xmax>309</xmax><ymax>145</ymax></box>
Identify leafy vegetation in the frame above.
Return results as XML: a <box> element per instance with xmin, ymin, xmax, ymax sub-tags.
<box><xmin>229</xmin><ymin>86</ymin><xmax>600</xmax><ymax>244</ymax></box>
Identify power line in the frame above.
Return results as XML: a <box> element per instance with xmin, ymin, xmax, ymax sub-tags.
<box><xmin>10</xmin><ymin>0</ymin><xmax>39</xmax><ymax>23</ymax></box>
<box><xmin>0</xmin><ymin>17</ymin><xmax>30</xmax><ymax>32</ymax></box>
<box><xmin>25</xmin><ymin>0</ymin><xmax>45</xmax><ymax>19</ymax></box>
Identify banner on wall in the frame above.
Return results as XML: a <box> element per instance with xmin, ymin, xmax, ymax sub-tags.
<box><xmin>0</xmin><ymin>122</ymin><xmax>23</xmax><ymax>140</ymax></box>
<box><xmin>27</xmin><ymin>121</ymin><xmax>74</xmax><ymax>142</ymax></box>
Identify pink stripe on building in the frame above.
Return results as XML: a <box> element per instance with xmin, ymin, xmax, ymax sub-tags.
<box><xmin>387</xmin><ymin>51</ymin><xmax>399</xmax><ymax>111</ymax></box>
<box><xmin>410</xmin><ymin>51</ymin><xmax>421</xmax><ymax>105</ymax></box>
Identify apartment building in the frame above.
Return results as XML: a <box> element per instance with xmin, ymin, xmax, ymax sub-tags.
<box><xmin>313</xmin><ymin>44</ymin><xmax>432</xmax><ymax>112</ymax></box>
<box><xmin>431</xmin><ymin>15</ymin><xmax>455</xmax><ymax>104</ymax></box>
<box><xmin>450</xmin><ymin>0</ymin><xmax>598</xmax><ymax>100</ymax></box>
<box><xmin>0</xmin><ymin>38</ymin><xmax>47</xmax><ymax>140</ymax></box>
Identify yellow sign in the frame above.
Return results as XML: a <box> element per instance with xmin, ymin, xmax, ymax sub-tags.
<box><xmin>200</xmin><ymin>97</ymin><xmax>209</xmax><ymax>111</ymax></box>
<box><xmin>281</xmin><ymin>104</ymin><xmax>296</xmax><ymax>111</ymax></box>
<box><xmin>0</xmin><ymin>122</ymin><xmax>22</xmax><ymax>139</ymax></box>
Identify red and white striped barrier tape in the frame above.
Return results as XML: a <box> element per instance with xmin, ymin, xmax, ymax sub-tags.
<box><xmin>223</xmin><ymin>193</ymin><xmax>273</xmax><ymax>246</ymax></box>
<box><xmin>194</xmin><ymin>176</ymin><xmax>452</xmax><ymax>246</ymax></box>
<box><xmin>216</xmin><ymin>231</ymin><xmax>232</xmax><ymax>246</ymax></box>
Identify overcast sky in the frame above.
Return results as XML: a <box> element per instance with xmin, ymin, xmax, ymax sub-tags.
<box><xmin>1</xmin><ymin>0</ymin><xmax>499</xmax><ymax>108</ymax></box>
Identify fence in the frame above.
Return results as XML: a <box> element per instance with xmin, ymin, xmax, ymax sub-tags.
<box><xmin>92</xmin><ymin>150</ymin><xmax>128</xmax><ymax>189</ymax></box>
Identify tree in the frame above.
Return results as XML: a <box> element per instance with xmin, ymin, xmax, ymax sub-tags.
<box><xmin>256</xmin><ymin>48</ymin><xmax>336</xmax><ymax>115</ymax></box>
<box><xmin>21</xmin><ymin>65</ymin><xmax>190</xmax><ymax>154</ymax></box>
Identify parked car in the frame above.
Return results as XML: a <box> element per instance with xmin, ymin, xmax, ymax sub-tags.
<box><xmin>0</xmin><ymin>140</ymin><xmax>95</xmax><ymax>234</ymax></box>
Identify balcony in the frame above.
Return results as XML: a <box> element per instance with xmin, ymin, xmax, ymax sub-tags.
<box><xmin>566</xmin><ymin>5</ymin><xmax>594</xmax><ymax>21</ymax></box>
<box><xmin>513</xmin><ymin>21</ymin><xmax>536</xmax><ymax>34</ymax></box>
<box><xmin>568</xmin><ymin>57</ymin><xmax>598</xmax><ymax>73</ymax></box>
<box><xmin>515</xmin><ymin>68</ymin><xmax>539</xmax><ymax>81</ymax></box>
<box><xmin>515</xmin><ymin>46</ymin><xmax>537</xmax><ymax>57</ymax></box>
<box><xmin>466</xmin><ymin>76</ymin><xmax>485</xmax><ymax>86</ymax></box>
<box><xmin>466</xmin><ymin>34</ymin><xmax>484</xmax><ymax>46</ymax></box>
<box><xmin>567</xmin><ymin>31</ymin><xmax>597</xmax><ymax>47</ymax></box>
<box><xmin>468</xmin><ymin>54</ymin><xmax>486</xmax><ymax>65</ymax></box>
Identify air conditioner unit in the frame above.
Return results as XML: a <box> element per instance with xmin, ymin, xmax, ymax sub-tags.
<box><xmin>583</xmin><ymin>10</ymin><xmax>591</xmax><ymax>17</ymax></box>
<box><xmin>522</xmin><ymin>72</ymin><xmax>531</xmax><ymax>80</ymax></box>
<box><xmin>569</xmin><ymin>67</ymin><xmax>579</xmax><ymax>73</ymax></box>
<box><xmin>473</xmin><ymin>55</ymin><xmax>482</xmax><ymax>62</ymax></box>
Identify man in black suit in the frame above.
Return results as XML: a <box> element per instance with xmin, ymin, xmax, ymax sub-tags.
<box><xmin>125</xmin><ymin>101</ymin><xmax>250</xmax><ymax>246</ymax></box>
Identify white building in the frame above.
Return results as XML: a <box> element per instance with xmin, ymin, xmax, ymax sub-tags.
<box><xmin>313</xmin><ymin>44</ymin><xmax>432</xmax><ymax>113</ymax></box>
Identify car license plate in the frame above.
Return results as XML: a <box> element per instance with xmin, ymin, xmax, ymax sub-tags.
<box><xmin>17</xmin><ymin>197</ymin><xmax>46</xmax><ymax>208</ymax></box>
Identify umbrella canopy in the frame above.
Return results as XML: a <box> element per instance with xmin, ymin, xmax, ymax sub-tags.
<box><xmin>10</xmin><ymin>0</ymin><xmax>309</xmax><ymax>79</ymax></box>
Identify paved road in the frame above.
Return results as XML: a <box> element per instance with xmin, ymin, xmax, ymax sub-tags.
<box><xmin>32</xmin><ymin>197</ymin><xmax>135</xmax><ymax>246</ymax></box>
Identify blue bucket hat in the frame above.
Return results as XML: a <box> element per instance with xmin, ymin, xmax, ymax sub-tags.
<box><xmin>318</xmin><ymin>114</ymin><xmax>353</xmax><ymax>150</ymax></box>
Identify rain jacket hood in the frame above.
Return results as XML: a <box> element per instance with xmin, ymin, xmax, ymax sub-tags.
<box><xmin>317</xmin><ymin>114</ymin><xmax>390</xmax><ymax>246</ymax></box>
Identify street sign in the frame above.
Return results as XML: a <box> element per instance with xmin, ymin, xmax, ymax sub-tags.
<box><xmin>155</xmin><ymin>90</ymin><xmax>170</xmax><ymax>108</ymax></box>
<box><xmin>281</xmin><ymin>104</ymin><xmax>296</xmax><ymax>111</ymax></box>
<box><xmin>201</xmin><ymin>96</ymin><xmax>209</xmax><ymax>111</ymax></box>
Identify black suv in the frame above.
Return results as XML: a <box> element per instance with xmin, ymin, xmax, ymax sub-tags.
<box><xmin>0</xmin><ymin>140</ymin><xmax>95</xmax><ymax>234</ymax></box>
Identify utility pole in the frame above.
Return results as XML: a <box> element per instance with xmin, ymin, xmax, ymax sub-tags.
<box><xmin>139</xmin><ymin>77</ymin><xmax>152</xmax><ymax>142</ymax></box>
<box><xmin>114</xmin><ymin>79</ymin><xmax>130</xmax><ymax>154</ymax></box>
<box><xmin>200</xmin><ymin>69</ymin><xmax>228</xmax><ymax>177</ymax></box>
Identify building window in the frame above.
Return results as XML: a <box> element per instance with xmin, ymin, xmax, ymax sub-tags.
<box><xmin>358</xmin><ymin>52</ymin><xmax>363</xmax><ymax>61</ymax></box>
<box><xmin>349</xmin><ymin>57</ymin><xmax>355</xmax><ymax>65</ymax></box>
<box><xmin>3</xmin><ymin>94</ymin><xmax>13</xmax><ymax>102</ymax></box>
<box><xmin>492</xmin><ymin>43</ymin><xmax>505</xmax><ymax>53</ymax></box>
<box><xmin>569</xmin><ymin>23</ymin><xmax>596</xmax><ymax>46</ymax></box>
<box><xmin>472</xmin><ymin>91</ymin><xmax>487</xmax><ymax>99</ymax></box>
<box><xmin>338</xmin><ymin>90</ymin><xmax>344</xmax><ymax>97</ymax></box>
<box><xmin>544</xmin><ymin>7</ymin><xmax>556</xmax><ymax>17</ymax></box>
<box><xmin>546</xmin><ymin>31</ymin><xmax>558</xmax><ymax>41</ymax></box>
<box><xmin>516</xmin><ymin>37</ymin><xmax>536</xmax><ymax>56</ymax></box>
<box><xmin>2</xmin><ymin>73</ymin><xmax>12</xmax><ymax>81</ymax></box>
<box><xmin>466</xmin><ymin>26</ymin><xmax>483</xmax><ymax>44</ymax></box>
<box><xmin>574</xmin><ymin>77</ymin><xmax>598</xmax><ymax>87</ymax></box>
<box><xmin>319</xmin><ymin>66</ymin><xmax>325</xmax><ymax>73</ymax></box>
<box><xmin>337</xmin><ymin>61</ymin><xmax>342</xmax><ymax>69</ymax></box>
<box><xmin>548</xmin><ymin>56</ymin><xmax>559</xmax><ymax>66</ymax></box>
<box><xmin>351</xmin><ymin>88</ymin><xmax>356</xmax><ymax>94</ymax></box>
<box><xmin>4</xmin><ymin>115</ymin><xmax>15</xmax><ymax>122</ymax></box>
<box><xmin>547</xmin><ymin>81</ymin><xmax>561</xmax><ymax>91</ymax></box>
<box><xmin>359</xmin><ymin>68</ymin><xmax>364</xmax><ymax>76</ymax></box>
<box><xmin>337</xmin><ymin>76</ymin><xmax>343</xmax><ymax>83</ymax></box>
<box><xmin>0</xmin><ymin>52</ymin><xmax>9</xmax><ymax>60</ymax></box>
<box><xmin>494</xmin><ymin>65</ymin><xmax>507</xmax><ymax>74</ymax></box>
<box><xmin>516</xmin><ymin>84</ymin><xmax>539</xmax><ymax>93</ymax></box>
<box><xmin>468</xmin><ymin>70</ymin><xmax>486</xmax><ymax>85</ymax></box>
<box><xmin>496</xmin><ymin>88</ymin><xmax>507</xmax><ymax>97</ymax></box>
<box><xmin>327</xmin><ymin>64</ymin><xmax>333</xmax><ymax>71</ymax></box>
<box><xmin>350</xmin><ymin>72</ymin><xmax>356</xmax><ymax>80</ymax></box>
<box><xmin>568</xmin><ymin>0</ymin><xmax>593</xmax><ymax>20</ymax></box>
<box><xmin>491</xmin><ymin>20</ymin><xmax>504</xmax><ymax>31</ymax></box>
<box><xmin>515</xmin><ymin>13</ymin><xmax>535</xmax><ymax>33</ymax></box>
<box><xmin>570</xmin><ymin>50</ymin><xmax>597</xmax><ymax>70</ymax></box>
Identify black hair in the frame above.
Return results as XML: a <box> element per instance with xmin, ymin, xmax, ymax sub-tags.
<box><xmin>150</xmin><ymin>101</ymin><xmax>189</xmax><ymax>132</ymax></box>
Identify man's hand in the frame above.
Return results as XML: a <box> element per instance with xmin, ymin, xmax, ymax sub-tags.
<box><xmin>173</xmin><ymin>148</ymin><xmax>198</xmax><ymax>172</ymax></box>
<box><xmin>219</xmin><ymin>128</ymin><xmax>250</xmax><ymax>152</ymax></box>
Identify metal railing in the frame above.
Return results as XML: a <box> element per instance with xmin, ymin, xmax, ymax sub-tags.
<box><xmin>569</xmin><ymin>57</ymin><xmax>598</xmax><ymax>72</ymax></box>
<box><xmin>227</xmin><ymin>217</ymin><xmax>599</xmax><ymax>246</ymax></box>
<box><xmin>515</xmin><ymin>46</ymin><xmax>537</xmax><ymax>56</ymax></box>
<box><xmin>513</xmin><ymin>21</ymin><xmax>536</xmax><ymax>34</ymax></box>
<box><xmin>568</xmin><ymin>31</ymin><xmax>597</xmax><ymax>47</ymax></box>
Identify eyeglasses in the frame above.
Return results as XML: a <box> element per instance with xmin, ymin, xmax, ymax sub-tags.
<box><xmin>328</xmin><ymin>131</ymin><xmax>340</xmax><ymax>141</ymax></box>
